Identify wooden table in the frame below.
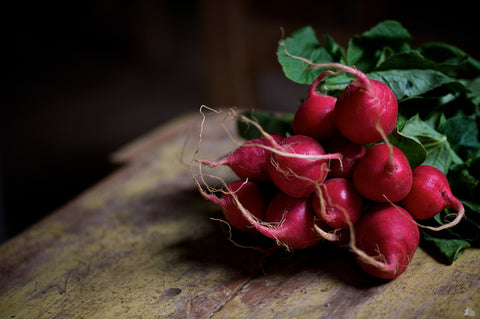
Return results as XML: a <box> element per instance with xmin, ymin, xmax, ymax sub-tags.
<box><xmin>1</xmin><ymin>109</ymin><xmax>479</xmax><ymax>318</ymax></box>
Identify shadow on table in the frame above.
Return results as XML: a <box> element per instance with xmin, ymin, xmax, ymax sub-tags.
<box><xmin>151</xmin><ymin>185</ymin><xmax>390</xmax><ymax>290</ymax></box>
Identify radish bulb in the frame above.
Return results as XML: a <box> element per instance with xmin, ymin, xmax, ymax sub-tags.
<box><xmin>400</xmin><ymin>165</ymin><xmax>465</xmax><ymax>231</ymax></box>
<box><xmin>292</xmin><ymin>71</ymin><xmax>338</xmax><ymax>141</ymax></box>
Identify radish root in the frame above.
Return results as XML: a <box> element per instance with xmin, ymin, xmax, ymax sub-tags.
<box><xmin>313</xmin><ymin>223</ymin><xmax>341</xmax><ymax>242</ymax></box>
<box><xmin>312</xmin><ymin>184</ymin><xmax>346</xmax><ymax>242</ymax></box>
<box><xmin>417</xmin><ymin>202</ymin><xmax>465</xmax><ymax>231</ymax></box>
<box><xmin>238</xmin><ymin>114</ymin><xmax>343</xmax><ymax>163</ymax></box>
<box><xmin>210</xmin><ymin>217</ymin><xmax>278</xmax><ymax>254</ymax></box>
<box><xmin>345</xmin><ymin>209</ymin><xmax>399</xmax><ymax>275</ymax></box>
<box><xmin>375</xmin><ymin>122</ymin><xmax>395</xmax><ymax>173</ymax></box>
<box><xmin>344</xmin><ymin>196</ymin><xmax>417</xmax><ymax>276</ymax></box>
<box><xmin>382</xmin><ymin>176</ymin><xmax>465</xmax><ymax>232</ymax></box>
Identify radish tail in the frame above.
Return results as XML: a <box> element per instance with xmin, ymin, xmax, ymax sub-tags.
<box><xmin>418</xmin><ymin>199</ymin><xmax>465</xmax><ymax>231</ymax></box>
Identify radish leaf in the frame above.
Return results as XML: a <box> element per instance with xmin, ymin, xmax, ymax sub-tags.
<box><xmin>277</xmin><ymin>26</ymin><xmax>338</xmax><ymax>85</ymax></box>
<box><xmin>368</xmin><ymin>69</ymin><xmax>468</xmax><ymax>101</ymax></box>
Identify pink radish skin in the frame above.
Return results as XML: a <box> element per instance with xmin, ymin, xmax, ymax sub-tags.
<box><xmin>267</xmin><ymin>135</ymin><xmax>340</xmax><ymax>198</ymax></box>
<box><xmin>326</xmin><ymin>136</ymin><xmax>366</xmax><ymax>178</ymax></box>
<box><xmin>292</xmin><ymin>71</ymin><xmax>338</xmax><ymax>141</ymax></box>
<box><xmin>353</xmin><ymin>143</ymin><xmax>413</xmax><ymax>203</ymax></box>
<box><xmin>352</xmin><ymin>204</ymin><xmax>420</xmax><ymax>279</ymax></box>
<box><xmin>335</xmin><ymin>77</ymin><xmax>398</xmax><ymax>145</ymax></box>
<box><xmin>250</xmin><ymin>192</ymin><xmax>321</xmax><ymax>250</ymax></box>
<box><xmin>275</xmin><ymin>47</ymin><xmax>398</xmax><ymax>145</ymax></box>
<box><xmin>312</xmin><ymin>178</ymin><xmax>363</xmax><ymax>230</ymax></box>
<box><xmin>199</xmin><ymin>134</ymin><xmax>283</xmax><ymax>182</ymax></box>
<box><xmin>400</xmin><ymin>165</ymin><xmax>465</xmax><ymax>231</ymax></box>
<box><xmin>200</xmin><ymin>180</ymin><xmax>266</xmax><ymax>237</ymax></box>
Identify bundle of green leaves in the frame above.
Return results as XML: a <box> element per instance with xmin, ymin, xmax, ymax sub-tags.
<box><xmin>238</xmin><ymin>20</ymin><xmax>480</xmax><ymax>264</ymax></box>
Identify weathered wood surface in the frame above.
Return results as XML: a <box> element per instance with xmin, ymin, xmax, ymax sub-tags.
<box><xmin>1</xmin><ymin>109</ymin><xmax>479</xmax><ymax>319</ymax></box>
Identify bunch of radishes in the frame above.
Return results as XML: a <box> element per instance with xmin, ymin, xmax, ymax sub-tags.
<box><xmin>195</xmin><ymin>62</ymin><xmax>465</xmax><ymax>280</ymax></box>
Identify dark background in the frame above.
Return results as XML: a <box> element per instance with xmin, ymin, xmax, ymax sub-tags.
<box><xmin>2</xmin><ymin>0</ymin><xmax>479</xmax><ymax>243</ymax></box>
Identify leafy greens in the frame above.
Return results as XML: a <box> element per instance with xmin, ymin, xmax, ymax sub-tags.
<box><xmin>240</xmin><ymin>20</ymin><xmax>480</xmax><ymax>264</ymax></box>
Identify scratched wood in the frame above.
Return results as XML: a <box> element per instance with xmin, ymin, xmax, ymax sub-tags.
<box><xmin>0</xmin><ymin>109</ymin><xmax>479</xmax><ymax>319</ymax></box>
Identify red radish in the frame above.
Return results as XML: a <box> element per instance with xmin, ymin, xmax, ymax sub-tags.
<box><xmin>312</xmin><ymin>178</ymin><xmax>363</xmax><ymax>230</ymax></box>
<box><xmin>199</xmin><ymin>133</ymin><xmax>283</xmax><ymax>182</ymax></box>
<box><xmin>292</xmin><ymin>71</ymin><xmax>338</xmax><ymax>141</ymax></box>
<box><xmin>266</xmin><ymin>134</ymin><xmax>341</xmax><ymax>198</ymax></box>
<box><xmin>326</xmin><ymin>135</ymin><xmax>366</xmax><ymax>178</ymax></box>
<box><xmin>334</xmin><ymin>75</ymin><xmax>398</xmax><ymax>145</ymax></box>
<box><xmin>400</xmin><ymin>165</ymin><xmax>465</xmax><ymax>231</ymax></box>
<box><xmin>198</xmin><ymin>180</ymin><xmax>266</xmax><ymax>237</ymax></box>
<box><xmin>277</xmin><ymin>46</ymin><xmax>398</xmax><ymax>144</ymax></box>
<box><xmin>351</xmin><ymin>203</ymin><xmax>420</xmax><ymax>279</ymax></box>
<box><xmin>353</xmin><ymin>143</ymin><xmax>412</xmax><ymax>203</ymax></box>
<box><xmin>229</xmin><ymin>115</ymin><xmax>342</xmax><ymax>198</ymax></box>
<box><xmin>239</xmin><ymin>192</ymin><xmax>321</xmax><ymax>250</ymax></box>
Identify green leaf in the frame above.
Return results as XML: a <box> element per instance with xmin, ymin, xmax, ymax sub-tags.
<box><xmin>389</xmin><ymin>128</ymin><xmax>427</xmax><ymax>168</ymax></box>
<box><xmin>438</xmin><ymin>111</ymin><xmax>480</xmax><ymax>154</ymax></box>
<box><xmin>417</xmin><ymin>42</ymin><xmax>480</xmax><ymax>78</ymax></box>
<box><xmin>465</xmin><ymin>77</ymin><xmax>480</xmax><ymax>106</ymax></box>
<box><xmin>277</xmin><ymin>26</ymin><xmax>337</xmax><ymax>84</ymax></box>
<box><xmin>317</xmin><ymin>72</ymin><xmax>354</xmax><ymax>95</ymax></box>
<box><xmin>462</xmin><ymin>200</ymin><xmax>480</xmax><ymax>238</ymax></box>
<box><xmin>448</xmin><ymin>168</ymin><xmax>480</xmax><ymax>200</ymax></box>
<box><xmin>324</xmin><ymin>34</ymin><xmax>347</xmax><ymax>64</ymax></box>
<box><xmin>399</xmin><ymin>114</ymin><xmax>463</xmax><ymax>175</ymax></box>
<box><xmin>368</xmin><ymin>69</ymin><xmax>469</xmax><ymax>101</ymax></box>
<box><xmin>375</xmin><ymin>50</ymin><xmax>438</xmax><ymax>70</ymax></box>
<box><xmin>359</xmin><ymin>20</ymin><xmax>412</xmax><ymax>42</ymax></box>
<box><xmin>346</xmin><ymin>20</ymin><xmax>412</xmax><ymax>71</ymax></box>
<box><xmin>273</xmin><ymin>20</ymin><xmax>480</xmax><ymax>266</ymax></box>
<box><xmin>419</xmin><ymin>198</ymin><xmax>479</xmax><ymax>264</ymax></box>
<box><xmin>424</xmin><ymin>142</ymin><xmax>463</xmax><ymax>175</ymax></box>
<box><xmin>237</xmin><ymin>109</ymin><xmax>293</xmax><ymax>140</ymax></box>
<box><xmin>419</xmin><ymin>198</ymin><xmax>479</xmax><ymax>263</ymax></box>
<box><xmin>420</xmin><ymin>230</ymin><xmax>471</xmax><ymax>264</ymax></box>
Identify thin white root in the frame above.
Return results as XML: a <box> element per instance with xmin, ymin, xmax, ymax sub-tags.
<box><xmin>238</xmin><ymin>114</ymin><xmax>344</xmax><ymax>165</ymax></box>
<box><xmin>210</xmin><ymin>217</ymin><xmax>273</xmax><ymax>252</ymax></box>
<box><xmin>383</xmin><ymin>194</ymin><xmax>465</xmax><ymax>232</ymax></box>
<box><xmin>313</xmin><ymin>223</ymin><xmax>340</xmax><ymax>242</ymax></box>
<box><xmin>375</xmin><ymin>122</ymin><xmax>395</xmax><ymax>172</ymax></box>
<box><xmin>417</xmin><ymin>205</ymin><xmax>465</xmax><ymax>231</ymax></box>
